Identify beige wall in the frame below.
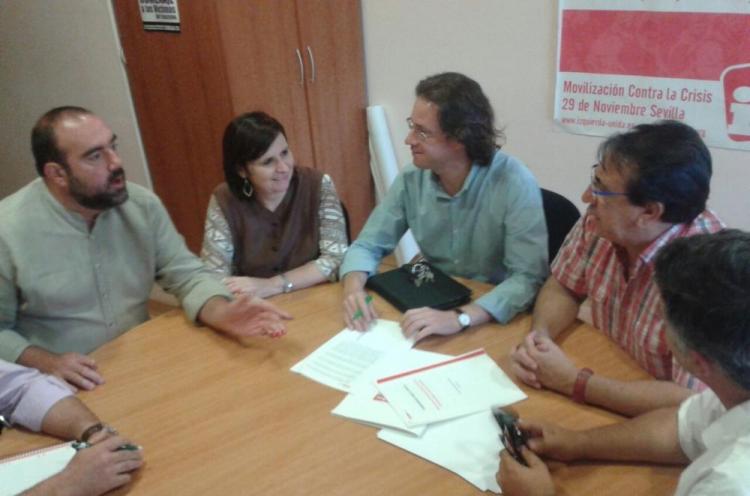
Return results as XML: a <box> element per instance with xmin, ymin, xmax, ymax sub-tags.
<box><xmin>361</xmin><ymin>0</ymin><xmax>750</xmax><ymax>230</ymax></box>
<box><xmin>0</xmin><ymin>0</ymin><xmax>150</xmax><ymax>199</ymax></box>
<box><xmin>3</xmin><ymin>1</ymin><xmax>747</xmax><ymax>229</ymax></box>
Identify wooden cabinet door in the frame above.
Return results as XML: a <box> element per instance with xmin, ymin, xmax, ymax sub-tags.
<box><xmin>295</xmin><ymin>0</ymin><xmax>373</xmax><ymax>237</ymax></box>
<box><xmin>214</xmin><ymin>0</ymin><xmax>314</xmax><ymax>168</ymax></box>
<box><xmin>115</xmin><ymin>0</ymin><xmax>373</xmax><ymax>252</ymax></box>
<box><xmin>114</xmin><ymin>1</ymin><xmax>234</xmax><ymax>252</ymax></box>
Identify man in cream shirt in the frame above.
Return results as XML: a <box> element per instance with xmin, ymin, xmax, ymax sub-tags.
<box><xmin>0</xmin><ymin>106</ymin><xmax>290</xmax><ymax>391</ymax></box>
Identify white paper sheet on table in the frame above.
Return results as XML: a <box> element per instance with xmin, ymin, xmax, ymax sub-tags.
<box><xmin>0</xmin><ymin>442</ymin><xmax>76</xmax><ymax>496</ymax></box>
<box><xmin>290</xmin><ymin>319</ymin><xmax>414</xmax><ymax>392</ymax></box>
<box><xmin>376</xmin><ymin>348</ymin><xmax>526</xmax><ymax>427</ymax></box>
<box><xmin>331</xmin><ymin>349</ymin><xmax>451</xmax><ymax>436</ymax></box>
<box><xmin>378</xmin><ymin>409</ymin><xmax>504</xmax><ymax>493</ymax></box>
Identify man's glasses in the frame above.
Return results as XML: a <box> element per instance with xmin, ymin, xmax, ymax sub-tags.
<box><xmin>406</xmin><ymin>117</ymin><xmax>435</xmax><ymax>142</ymax></box>
<box><xmin>589</xmin><ymin>164</ymin><xmax>628</xmax><ymax>198</ymax></box>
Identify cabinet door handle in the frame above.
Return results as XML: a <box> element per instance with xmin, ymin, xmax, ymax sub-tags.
<box><xmin>295</xmin><ymin>48</ymin><xmax>304</xmax><ymax>86</ymax></box>
<box><xmin>306</xmin><ymin>46</ymin><xmax>316</xmax><ymax>83</ymax></box>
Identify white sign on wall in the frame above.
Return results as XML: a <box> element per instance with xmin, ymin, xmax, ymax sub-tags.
<box><xmin>138</xmin><ymin>0</ymin><xmax>180</xmax><ymax>33</ymax></box>
<box><xmin>555</xmin><ymin>0</ymin><xmax>750</xmax><ymax>151</ymax></box>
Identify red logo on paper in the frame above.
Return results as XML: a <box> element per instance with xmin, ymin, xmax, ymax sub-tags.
<box><xmin>722</xmin><ymin>64</ymin><xmax>750</xmax><ymax>142</ymax></box>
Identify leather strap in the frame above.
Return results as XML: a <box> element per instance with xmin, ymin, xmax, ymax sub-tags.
<box><xmin>79</xmin><ymin>423</ymin><xmax>104</xmax><ymax>442</ymax></box>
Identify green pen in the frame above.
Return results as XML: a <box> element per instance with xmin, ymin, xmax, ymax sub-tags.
<box><xmin>352</xmin><ymin>295</ymin><xmax>374</xmax><ymax>320</ymax></box>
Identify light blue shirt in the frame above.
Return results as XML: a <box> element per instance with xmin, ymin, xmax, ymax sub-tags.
<box><xmin>340</xmin><ymin>149</ymin><xmax>548</xmax><ymax>323</ymax></box>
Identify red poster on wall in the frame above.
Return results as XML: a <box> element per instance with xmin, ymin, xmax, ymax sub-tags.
<box><xmin>554</xmin><ymin>1</ymin><xmax>750</xmax><ymax>151</ymax></box>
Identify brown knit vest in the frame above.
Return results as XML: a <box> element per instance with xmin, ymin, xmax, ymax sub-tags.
<box><xmin>213</xmin><ymin>166</ymin><xmax>322</xmax><ymax>277</ymax></box>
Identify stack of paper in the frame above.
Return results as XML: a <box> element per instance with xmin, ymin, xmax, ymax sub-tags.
<box><xmin>290</xmin><ymin>320</ymin><xmax>414</xmax><ymax>392</ymax></box>
<box><xmin>332</xmin><ymin>349</ymin><xmax>451</xmax><ymax>436</ymax></box>
<box><xmin>371</xmin><ymin>349</ymin><xmax>526</xmax><ymax>493</ymax></box>
<box><xmin>291</xmin><ymin>324</ymin><xmax>526</xmax><ymax>493</ymax></box>
<box><xmin>375</xmin><ymin>349</ymin><xmax>526</xmax><ymax>427</ymax></box>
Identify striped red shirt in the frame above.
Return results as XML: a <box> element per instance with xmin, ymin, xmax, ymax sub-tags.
<box><xmin>552</xmin><ymin>210</ymin><xmax>725</xmax><ymax>389</ymax></box>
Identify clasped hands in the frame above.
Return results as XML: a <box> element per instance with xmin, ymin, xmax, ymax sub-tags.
<box><xmin>510</xmin><ymin>330</ymin><xmax>579</xmax><ymax>395</ymax></box>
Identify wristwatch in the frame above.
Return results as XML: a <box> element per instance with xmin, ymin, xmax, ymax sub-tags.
<box><xmin>280</xmin><ymin>273</ymin><xmax>293</xmax><ymax>294</ymax></box>
<box><xmin>453</xmin><ymin>309</ymin><xmax>471</xmax><ymax>330</ymax></box>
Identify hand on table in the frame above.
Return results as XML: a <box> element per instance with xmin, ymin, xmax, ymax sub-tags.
<box><xmin>342</xmin><ymin>272</ymin><xmax>377</xmax><ymax>332</ymax></box>
<box><xmin>52</xmin><ymin>435</ymin><xmax>143</xmax><ymax>496</ymax></box>
<box><xmin>510</xmin><ymin>330</ymin><xmax>544</xmax><ymax>388</ymax></box>
<box><xmin>518</xmin><ymin>419</ymin><xmax>581</xmax><ymax>463</ymax></box>
<box><xmin>19</xmin><ymin>347</ymin><xmax>104</xmax><ymax>391</ymax></box>
<box><xmin>511</xmin><ymin>331</ymin><xmax>578</xmax><ymax>394</ymax></box>
<box><xmin>400</xmin><ymin>307</ymin><xmax>461</xmax><ymax>343</ymax></box>
<box><xmin>498</xmin><ymin>446</ymin><xmax>555</xmax><ymax>496</ymax></box>
<box><xmin>527</xmin><ymin>333</ymin><xmax>579</xmax><ymax>395</ymax></box>
<box><xmin>202</xmin><ymin>294</ymin><xmax>292</xmax><ymax>339</ymax></box>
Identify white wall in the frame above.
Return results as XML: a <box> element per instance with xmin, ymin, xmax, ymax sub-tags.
<box><xmin>361</xmin><ymin>0</ymin><xmax>750</xmax><ymax>230</ymax></box>
<box><xmin>0</xmin><ymin>0</ymin><xmax>150</xmax><ymax>199</ymax></box>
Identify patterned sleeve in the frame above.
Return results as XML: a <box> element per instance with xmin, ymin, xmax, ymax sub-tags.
<box><xmin>551</xmin><ymin>214</ymin><xmax>593</xmax><ymax>298</ymax></box>
<box><xmin>315</xmin><ymin>174</ymin><xmax>348</xmax><ymax>281</ymax></box>
<box><xmin>199</xmin><ymin>195</ymin><xmax>234</xmax><ymax>277</ymax></box>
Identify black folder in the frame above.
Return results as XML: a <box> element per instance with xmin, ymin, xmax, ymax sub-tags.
<box><xmin>365</xmin><ymin>263</ymin><xmax>472</xmax><ymax>312</ymax></box>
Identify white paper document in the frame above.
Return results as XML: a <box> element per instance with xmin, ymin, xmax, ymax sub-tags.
<box><xmin>332</xmin><ymin>349</ymin><xmax>451</xmax><ymax>436</ymax></box>
<box><xmin>0</xmin><ymin>442</ymin><xmax>76</xmax><ymax>496</ymax></box>
<box><xmin>378</xmin><ymin>410</ymin><xmax>503</xmax><ymax>493</ymax></box>
<box><xmin>290</xmin><ymin>320</ymin><xmax>414</xmax><ymax>392</ymax></box>
<box><xmin>376</xmin><ymin>349</ymin><xmax>526</xmax><ymax>427</ymax></box>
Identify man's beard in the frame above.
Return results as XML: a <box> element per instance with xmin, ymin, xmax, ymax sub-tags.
<box><xmin>69</xmin><ymin>168</ymin><xmax>129</xmax><ymax>210</ymax></box>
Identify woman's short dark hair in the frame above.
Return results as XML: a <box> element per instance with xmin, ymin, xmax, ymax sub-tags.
<box><xmin>223</xmin><ymin>111</ymin><xmax>286</xmax><ymax>199</ymax></box>
<box><xmin>598</xmin><ymin>120</ymin><xmax>711</xmax><ymax>223</ymax></box>
<box><xmin>415</xmin><ymin>72</ymin><xmax>503</xmax><ymax>166</ymax></box>
<box><xmin>655</xmin><ymin>230</ymin><xmax>750</xmax><ymax>390</ymax></box>
<box><xmin>31</xmin><ymin>106</ymin><xmax>92</xmax><ymax>176</ymax></box>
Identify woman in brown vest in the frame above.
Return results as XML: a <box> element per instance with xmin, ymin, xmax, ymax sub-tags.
<box><xmin>201</xmin><ymin>112</ymin><xmax>348</xmax><ymax>297</ymax></box>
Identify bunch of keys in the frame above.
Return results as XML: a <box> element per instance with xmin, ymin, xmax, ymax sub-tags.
<box><xmin>409</xmin><ymin>260</ymin><xmax>434</xmax><ymax>287</ymax></box>
<box><xmin>492</xmin><ymin>407</ymin><xmax>528</xmax><ymax>466</ymax></box>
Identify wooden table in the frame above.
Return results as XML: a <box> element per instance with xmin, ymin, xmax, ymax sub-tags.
<box><xmin>0</xmin><ymin>281</ymin><xmax>680</xmax><ymax>495</ymax></box>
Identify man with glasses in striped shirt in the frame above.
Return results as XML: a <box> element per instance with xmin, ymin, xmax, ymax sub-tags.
<box><xmin>511</xmin><ymin>120</ymin><xmax>724</xmax><ymax>416</ymax></box>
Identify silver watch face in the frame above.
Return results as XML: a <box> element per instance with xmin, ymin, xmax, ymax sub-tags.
<box><xmin>457</xmin><ymin>312</ymin><xmax>471</xmax><ymax>327</ymax></box>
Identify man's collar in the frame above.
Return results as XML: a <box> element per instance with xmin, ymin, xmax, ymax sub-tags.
<box><xmin>430</xmin><ymin>163</ymin><xmax>478</xmax><ymax>199</ymax></box>
<box><xmin>638</xmin><ymin>222</ymin><xmax>688</xmax><ymax>264</ymax></box>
